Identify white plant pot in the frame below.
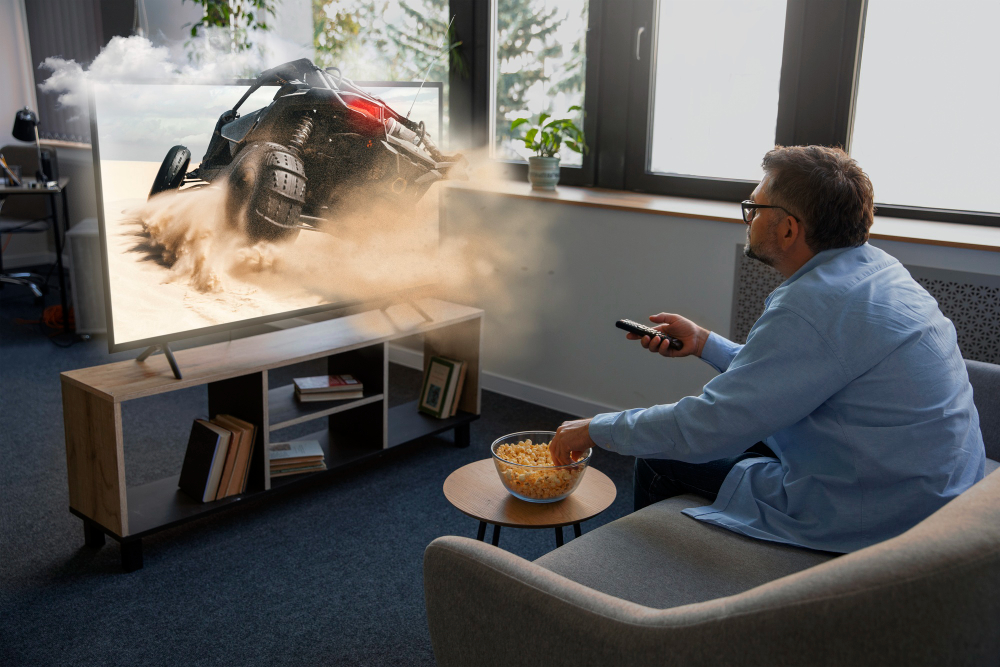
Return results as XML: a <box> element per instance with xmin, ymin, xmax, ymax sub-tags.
<box><xmin>528</xmin><ymin>156</ymin><xmax>560</xmax><ymax>190</ymax></box>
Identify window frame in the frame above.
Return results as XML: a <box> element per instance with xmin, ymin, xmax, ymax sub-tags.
<box><xmin>450</xmin><ymin>0</ymin><xmax>600</xmax><ymax>187</ymax></box>
<box><xmin>456</xmin><ymin>0</ymin><xmax>1000</xmax><ymax>228</ymax></box>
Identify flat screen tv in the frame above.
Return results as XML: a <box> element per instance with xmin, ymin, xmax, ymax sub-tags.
<box><xmin>90</xmin><ymin>59</ymin><xmax>456</xmax><ymax>354</ymax></box>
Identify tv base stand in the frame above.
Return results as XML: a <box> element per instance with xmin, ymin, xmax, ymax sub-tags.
<box><xmin>62</xmin><ymin>299</ymin><xmax>483</xmax><ymax>572</ymax></box>
<box><xmin>136</xmin><ymin>342</ymin><xmax>183</xmax><ymax>379</ymax></box>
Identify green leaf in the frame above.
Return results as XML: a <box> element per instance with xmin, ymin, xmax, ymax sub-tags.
<box><xmin>525</xmin><ymin>127</ymin><xmax>538</xmax><ymax>146</ymax></box>
<box><xmin>539</xmin><ymin>112</ymin><xmax>551</xmax><ymax>126</ymax></box>
<box><xmin>565</xmin><ymin>140</ymin><xmax>579</xmax><ymax>153</ymax></box>
<box><xmin>511</xmin><ymin>118</ymin><xmax>529</xmax><ymax>131</ymax></box>
<box><xmin>568</xmin><ymin>105</ymin><xmax>582</xmax><ymax>112</ymax></box>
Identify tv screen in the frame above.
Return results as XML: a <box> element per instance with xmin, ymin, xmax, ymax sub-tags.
<box><xmin>91</xmin><ymin>66</ymin><xmax>449</xmax><ymax>353</ymax></box>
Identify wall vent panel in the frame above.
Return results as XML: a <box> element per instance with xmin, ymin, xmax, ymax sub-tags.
<box><xmin>730</xmin><ymin>246</ymin><xmax>1000</xmax><ymax>363</ymax></box>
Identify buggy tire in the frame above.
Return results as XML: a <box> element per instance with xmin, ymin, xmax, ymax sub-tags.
<box><xmin>148</xmin><ymin>146</ymin><xmax>191</xmax><ymax>199</ymax></box>
<box><xmin>225</xmin><ymin>142</ymin><xmax>306</xmax><ymax>243</ymax></box>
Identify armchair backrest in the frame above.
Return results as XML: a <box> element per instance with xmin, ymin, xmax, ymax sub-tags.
<box><xmin>967</xmin><ymin>359</ymin><xmax>1000</xmax><ymax>460</ymax></box>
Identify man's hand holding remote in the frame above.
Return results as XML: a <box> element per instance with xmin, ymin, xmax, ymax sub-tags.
<box><xmin>627</xmin><ymin>313</ymin><xmax>710</xmax><ymax>358</ymax></box>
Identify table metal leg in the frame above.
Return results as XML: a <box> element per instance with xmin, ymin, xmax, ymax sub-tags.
<box><xmin>491</xmin><ymin>524</ymin><xmax>501</xmax><ymax>547</ymax></box>
<box><xmin>50</xmin><ymin>192</ymin><xmax>68</xmax><ymax>332</ymax></box>
<box><xmin>555</xmin><ymin>526</ymin><xmax>564</xmax><ymax>548</ymax></box>
<box><xmin>573</xmin><ymin>523</ymin><xmax>582</xmax><ymax>539</ymax></box>
<box><xmin>477</xmin><ymin>521</ymin><xmax>487</xmax><ymax>541</ymax></box>
<box><xmin>454</xmin><ymin>422</ymin><xmax>471</xmax><ymax>448</ymax></box>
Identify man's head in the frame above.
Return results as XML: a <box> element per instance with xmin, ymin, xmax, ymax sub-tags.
<box><xmin>743</xmin><ymin>145</ymin><xmax>875</xmax><ymax>275</ymax></box>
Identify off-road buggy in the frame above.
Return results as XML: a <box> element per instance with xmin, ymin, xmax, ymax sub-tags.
<box><xmin>148</xmin><ymin>58</ymin><xmax>463</xmax><ymax>243</ymax></box>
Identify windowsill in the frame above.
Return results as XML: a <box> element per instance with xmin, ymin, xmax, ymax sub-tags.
<box><xmin>444</xmin><ymin>180</ymin><xmax>1000</xmax><ymax>253</ymax></box>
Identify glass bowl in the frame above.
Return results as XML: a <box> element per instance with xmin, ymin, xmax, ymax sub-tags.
<box><xmin>490</xmin><ymin>430</ymin><xmax>591</xmax><ymax>503</ymax></box>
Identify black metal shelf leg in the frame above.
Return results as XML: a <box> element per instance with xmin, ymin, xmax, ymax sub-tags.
<box><xmin>573</xmin><ymin>523</ymin><xmax>582</xmax><ymax>539</ymax></box>
<box><xmin>477</xmin><ymin>521</ymin><xmax>487</xmax><ymax>541</ymax></box>
<box><xmin>491</xmin><ymin>524</ymin><xmax>501</xmax><ymax>547</ymax></box>
<box><xmin>555</xmin><ymin>526</ymin><xmax>564</xmax><ymax>548</ymax></box>
<box><xmin>455</xmin><ymin>422</ymin><xmax>471</xmax><ymax>448</ymax></box>
<box><xmin>83</xmin><ymin>518</ymin><xmax>105</xmax><ymax>548</ymax></box>
<box><xmin>121</xmin><ymin>539</ymin><xmax>143</xmax><ymax>572</ymax></box>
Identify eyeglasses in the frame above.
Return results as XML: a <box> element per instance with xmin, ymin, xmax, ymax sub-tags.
<box><xmin>740</xmin><ymin>200</ymin><xmax>796</xmax><ymax>225</ymax></box>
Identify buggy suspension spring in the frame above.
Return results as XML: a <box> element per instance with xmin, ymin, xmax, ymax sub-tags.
<box><xmin>289</xmin><ymin>116</ymin><xmax>314</xmax><ymax>155</ymax></box>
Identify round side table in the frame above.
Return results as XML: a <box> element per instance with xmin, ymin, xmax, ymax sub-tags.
<box><xmin>443</xmin><ymin>458</ymin><xmax>617</xmax><ymax>548</ymax></box>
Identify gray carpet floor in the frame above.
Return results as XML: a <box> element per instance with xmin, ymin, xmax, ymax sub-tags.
<box><xmin>0</xmin><ymin>279</ymin><xmax>635</xmax><ymax>666</ymax></box>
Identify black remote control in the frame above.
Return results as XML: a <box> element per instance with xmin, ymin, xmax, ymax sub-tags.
<box><xmin>616</xmin><ymin>319</ymin><xmax>684</xmax><ymax>350</ymax></box>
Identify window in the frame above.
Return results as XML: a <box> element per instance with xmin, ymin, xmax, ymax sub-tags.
<box><xmin>491</xmin><ymin>0</ymin><xmax>589</xmax><ymax>168</ymax></box>
<box><xmin>313</xmin><ymin>0</ymin><xmax>452</xmax><ymax>146</ymax></box>
<box><xmin>455</xmin><ymin>0</ymin><xmax>996</xmax><ymax>227</ymax></box>
<box><xmin>647</xmin><ymin>0</ymin><xmax>786</xmax><ymax>182</ymax></box>
<box><xmin>850</xmin><ymin>0</ymin><xmax>1000</xmax><ymax>217</ymax></box>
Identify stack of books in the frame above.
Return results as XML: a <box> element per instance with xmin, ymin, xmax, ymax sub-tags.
<box><xmin>418</xmin><ymin>356</ymin><xmax>468</xmax><ymax>419</ymax></box>
<box><xmin>178</xmin><ymin>415</ymin><xmax>257</xmax><ymax>503</ymax></box>
<box><xmin>268</xmin><ymin>440</ymin><xmax>327</xmax><ymax>477</ymax></box>
<box><xmin>294</xmin><ymin>374</ymin><xmax>363</xmax><ymax>402</ymax></box>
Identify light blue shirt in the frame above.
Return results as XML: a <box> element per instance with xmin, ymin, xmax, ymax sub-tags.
<box><xmin>589</xmin><ymin>244</ymin><xmax>985</xmax><ymax>553</ymax></box>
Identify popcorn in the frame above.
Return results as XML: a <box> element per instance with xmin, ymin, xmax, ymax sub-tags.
<box><xmin>493</xmin><ymin>439</ymin><xmax>587</xmax><ymax>500</ymax></box>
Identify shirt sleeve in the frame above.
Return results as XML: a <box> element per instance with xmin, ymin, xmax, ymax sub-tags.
<box><xmin>699</xmin><ymin>331</ymin><xmax>742</xmax><ymax>373</ymax></box>
<box><xmin>588</xmin><ymin>306</ymin><xmax>851</xmax><ymax>463</ymax></box>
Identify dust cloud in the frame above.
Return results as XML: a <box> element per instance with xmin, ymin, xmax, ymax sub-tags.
<box><xmin>121</xmin><ymin>151</ymin><xmax>537</xmax><ymax>342</ymax></box>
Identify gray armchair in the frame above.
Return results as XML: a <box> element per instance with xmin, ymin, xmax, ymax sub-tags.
<box><xmin>424</xmin><ymin>360</ymin><xmax>1000</xmax><ymax>666</ymax></box>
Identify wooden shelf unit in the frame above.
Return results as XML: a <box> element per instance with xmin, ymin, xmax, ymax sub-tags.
<box><xmin>61</xmin><ymin>299</ymin><xmax>483</xmax><ymax>571</ymax></box>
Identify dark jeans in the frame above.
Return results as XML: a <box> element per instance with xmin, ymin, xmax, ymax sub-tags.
<box><xmin>633</xmin><ymin>442</ymin><xmax>776</xmax><ymax>512</ymax></box>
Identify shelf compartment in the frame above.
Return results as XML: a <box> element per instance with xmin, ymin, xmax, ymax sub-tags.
<box><xmin>268</xmin><ymin>384</ymin><xmax>384</xmax><ymax>431</ymax></box>
<box><xmin>267</xmin><ymin>401</ymin><xmax>479</xmax><ymax>489</ymax></box>
<box><xmin>387</xmin><ymin>400</ymin><xmax>478</xmax><ymax>448</ymax></box>
<box><xmin>267</xmin><ymin>429</ymin><xmax>383</xmax><ymax>490</ymax></box>
<box><xmin>125</xmin><ymin>475</ymin><xmax>254</xmax><ymax>538</ymax></box>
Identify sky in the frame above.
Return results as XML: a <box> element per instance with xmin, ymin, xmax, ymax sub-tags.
<box><xmin>92</xmin><ymin>82</ymin><xmax>441</xmax><ymax>166</ymax></box>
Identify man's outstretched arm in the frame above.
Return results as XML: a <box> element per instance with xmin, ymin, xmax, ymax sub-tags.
<box><xmin>553</xmin><ymin>306</ymin><xmax>850</xmax><ymax>465</ymax></box>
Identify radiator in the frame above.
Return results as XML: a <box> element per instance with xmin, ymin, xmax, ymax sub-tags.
<box><xmin>730</xmin><ymin>245</ymin><xmax>1000</xmax><ymax>364</ymax></box>
<box><xmin>66</xmin><ymin>217</ymin><xmax>107</xmax><ymax>334</ymax></box>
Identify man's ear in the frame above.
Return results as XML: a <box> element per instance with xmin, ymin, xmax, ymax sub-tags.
<box><xmin>777</xmin><ymin>215</ymin><xmax>798</xmax><ymax>248</ymax></box>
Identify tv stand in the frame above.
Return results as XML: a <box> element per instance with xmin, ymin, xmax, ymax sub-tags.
<box><xmin>61</xmin><ymin>298</ymin><xmax>482</xmax><ymax>572</ymax></box>
<box><xmin>136</xmin><ymin>342</ymin><xmax>183</xmax><ymax>379</ymax></box>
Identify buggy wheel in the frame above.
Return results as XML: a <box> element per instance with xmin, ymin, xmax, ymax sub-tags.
<box><xmin>148</xmin><ymin>146</ymin><xmax>191</xmax><ymax>199</ymax></box>
<box><xmin>225</xmin><ymin>142</ymin><xmax>306</xmax><ymax>243</ymax></box>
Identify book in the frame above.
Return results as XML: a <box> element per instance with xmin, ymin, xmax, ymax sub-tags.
<box><xmin>294</xmin><ymin>389</ymin><xmax>365</xmax><ymax>402</ymax></box>
<box><xmin>271</xmin><ymin>463</ymin><xmax>328</xmax><ymax>477</ymax></box>
<box><xmin>294</xmin><ymin>374</ymin><xmax>362</xmax><ymax>394</ymax></box>
<box><xmin>211</xmin><ymin>419</ymin><xmax>241</xmax><ymax>501</ymax></box>
<box><xmin>419</xmin><ymin>356</ymin><xmax>465</xmax><ymax>419</ymax></box>
<box><xmin>269</xmin><ymin>440</ymin><xmax>325</xmax><ymax>478</ymax></box>
<box><xmin>213</xmin><ymin>414</ymin><xmax>257</xmax><ymax>498</ymax></box>
<box><xmin>178</xmin><ymin>419</ymin><xmax>233</xmax><ymax>503</ymax></box>
<box><xmin>446</xmin><ymin>362</ymin><xmax>468</xmax><ymax>418</ymax></box>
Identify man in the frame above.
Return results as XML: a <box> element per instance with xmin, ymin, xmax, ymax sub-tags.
<box><xmin>549</xmin><ymin>145</ymin><xmax>985</xmax><ymax>553</ymax></box>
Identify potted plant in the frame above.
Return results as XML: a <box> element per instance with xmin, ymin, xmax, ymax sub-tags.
<box><xmin>510</xmin><ymin>106</ymin><xmax>588</xmax><ymax>190</ymax></box>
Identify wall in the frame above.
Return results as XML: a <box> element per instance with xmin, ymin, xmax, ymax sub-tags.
<box><xmin>0</xmin><ymin>0</ymin><xmax>35</xmax><ymax>147</ymax></box>
<box><xmin>432</xmin><ymin>189</ymin><xmax>1000</xmax><ymax>417</ymax></box>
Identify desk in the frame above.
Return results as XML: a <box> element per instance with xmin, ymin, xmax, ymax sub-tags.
<box><xmin>0</xmin><ymin>177</ymin><xmax>71</xmax><ymax>331</ymax></box>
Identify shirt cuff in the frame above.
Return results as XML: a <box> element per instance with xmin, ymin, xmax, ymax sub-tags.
<box><xmin>589</xmin><ymin>412</ymin><xmax>621</xmax><ymax>453</ymax></box>
<box><xmin>700</xmin><ymin>331</ymin><xmax>741</xmax><ymax>373</ymax></box>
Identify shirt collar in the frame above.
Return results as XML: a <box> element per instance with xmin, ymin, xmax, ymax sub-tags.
<box><xmin>764</xmin><ymin>244</ymin><xmax>862</xmax><ymax>307</ymax></box>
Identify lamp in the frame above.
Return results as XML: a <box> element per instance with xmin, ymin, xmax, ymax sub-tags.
<box><xmin>12</xmin><ymin>108</ymin><xmax>48</xmax><ymax>182</ymax></box>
